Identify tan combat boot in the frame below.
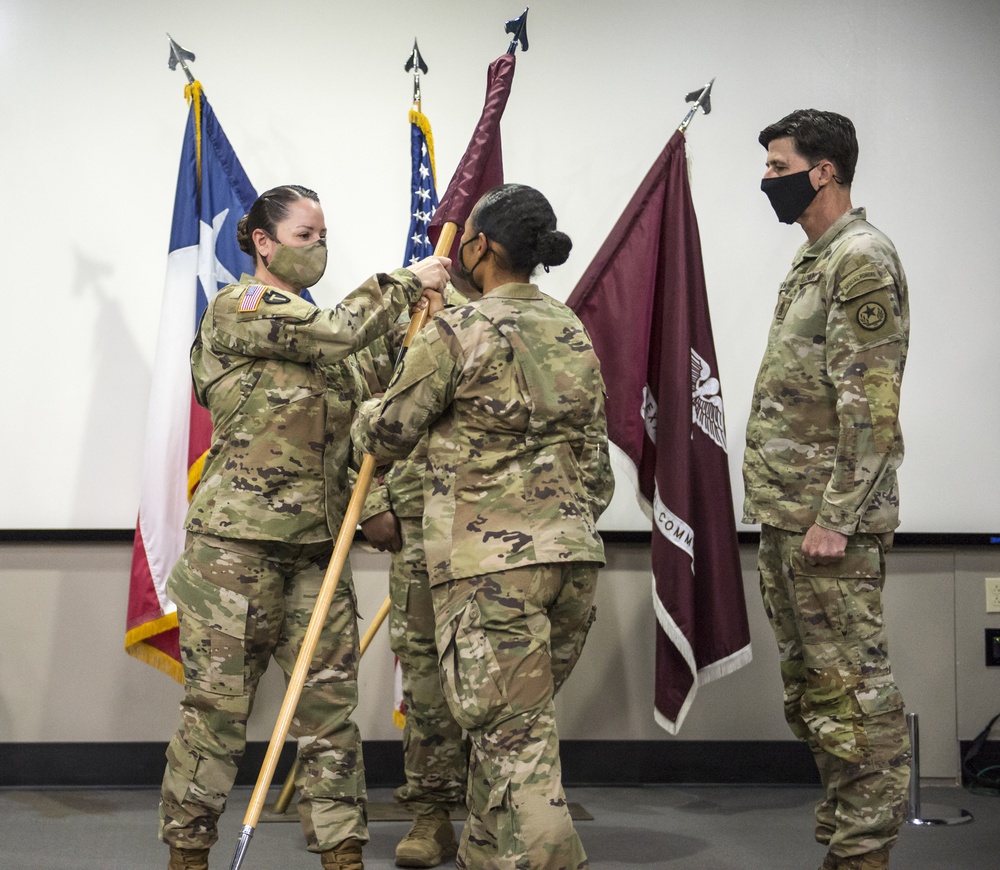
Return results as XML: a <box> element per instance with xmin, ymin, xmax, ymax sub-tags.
<box><xmin>168</xmin><ymin>845</ymin><xmax>210</xmax><ymax>870</ymax></box>
<box><xmin>319</xmin><ymin>837</ymin><xmax>364</xmax><ymax>870</ymax></box>
<box><xmin>394</xmin><ymin>809</ymin><xmax>458</xmax><ymax>868</ymax></box>
<box><xmin>820</xmin><ymin>848</ymin><xmax>890</xmax><ymax>870</ymax></box>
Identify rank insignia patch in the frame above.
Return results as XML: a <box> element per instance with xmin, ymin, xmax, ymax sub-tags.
<box><xmin>238</xmin><ymin>284</ymin><xmax>267</xmax><ymax>312</ymax></box>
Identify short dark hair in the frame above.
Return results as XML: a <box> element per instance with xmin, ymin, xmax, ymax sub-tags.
<box><xmin>758</xmin><ymin>109</ymin><xmax>858</xmax><ymax>185</ymax></box>
<box><xmin>236</xmin><ymin>185</ymin><xmax>320</xmax><ymax>263</ymax></box>
<box><xmin>470</xmin><ymin>183</ymin><xmax>572</xmax><ymax>277</ymax></box>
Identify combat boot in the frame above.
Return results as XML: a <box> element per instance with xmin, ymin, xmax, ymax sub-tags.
<box><xmin>168</xmin><ymin>845</ymin><xmax>209</xmax><ymax>870</ymax></box>
<box><xmin>320</xmin><ymin>837</ymin><xmax>364</xmax><ymax>870</ymax></box>
<box><xmin>394</xmin><ymin>809</ymin><xmax>458</xmax><ymax>868</ymax></box>
<box><xmin>820</xmin><ymin>848</ymin><xmax>890</xmax><ymax>870</ymax></box>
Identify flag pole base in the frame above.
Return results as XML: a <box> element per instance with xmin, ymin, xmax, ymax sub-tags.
<box><xmin>228</xmin><ymin>825</ymin><xmax>254</xmax><ymax>870</ymax></box>
<box><xmin>904</xmin><ymin>712</ymin><xmax>973</xmax><ymax>827</ymax></box>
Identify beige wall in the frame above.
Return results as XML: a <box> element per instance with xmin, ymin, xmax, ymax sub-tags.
<box><xmin>2</xmin><ymin>540</ymin><xmax>998</xmax><ymax>780</ymax></box>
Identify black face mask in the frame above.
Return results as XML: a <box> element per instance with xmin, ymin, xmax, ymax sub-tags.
<box><xmin>458</xmin><ymin>235</ymin><xmax>489</xmax><ymax>292</ymax></box>
<box><xmin>760</xmin><ymin>166</ymin><xmax>819</xmax><ymax>224</ymax></box>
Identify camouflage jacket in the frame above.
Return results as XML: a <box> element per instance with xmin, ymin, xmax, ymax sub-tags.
<box><xmin>353</xmin><ymin>283</ymin><xmax>614</xmax><ymax>584</ymax></box>
<box><xmin>743</xmin><ymin>208</ymin><xmax>909</xmax><ymax>535</ymax></box>
<box><xmin>184</xmin><ymin>269</ymin><xmax>422</xmax><ymax>543</ymax></box>
<box><xmin>360</xmin><ymin>284</ymin><xmax>476</xmax><ymax>522</ymax></box>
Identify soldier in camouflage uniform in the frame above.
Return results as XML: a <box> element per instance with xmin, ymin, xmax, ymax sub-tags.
<box><xmin>354</xmin><ymin>184</ymin><xmax>614</xmax><ymax>870</ymax></box>
<box><xmin>158</xmin><ymin>184</ymin><xmax>450</xmax><ymax>870</ymax></box>
<box><xmin>358</xmin><ymin>287</ymin><xmax>477</xmax><ymax>869</ymax></box>
<box><xmin>744</xmin><ymin>112</ymin><xmax>911</xmax><ymax>870</ymax></box>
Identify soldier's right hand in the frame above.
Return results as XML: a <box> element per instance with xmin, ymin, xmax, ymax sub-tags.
<box><xmin>408</xmin><ymin>256</ymin><xmax>452</xmax><ymax>292</ymax></box>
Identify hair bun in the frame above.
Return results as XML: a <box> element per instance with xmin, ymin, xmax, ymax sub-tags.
<box><xmin>535</xmin><ymin>229</ymin><xmax>572</xmax><ymax>268</ymax></box>
<box><xmin>235</xmin><ymin>214</ymin><xmax>255</xmax><ymax>257</ymax></box>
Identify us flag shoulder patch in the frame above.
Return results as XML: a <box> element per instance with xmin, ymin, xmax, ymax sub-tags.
<box><xmin>238</xmin><ymin>284</ymin><xmax>268</xmax><ymax>312</ymax></box>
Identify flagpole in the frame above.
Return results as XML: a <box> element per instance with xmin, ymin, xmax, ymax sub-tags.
<box><xmin>406</xmin><ymin>38</ymin><xmax>428</xmax><ymax>112</ymax></box>
<box><xmin>227</xmin><ymin>4</ymin><xmax>528</xmax><ymax>857</ymax></box>
<box><xmin>267</xmin><ymin>40</ymin><xmax>444</xmax><ymax>820</ymax></box>
<box><xmin>166</xmin><ymin>34</ymin><xmax>196</xmax><ymax>85</ymax></box>
<box><xmin>268</xmin><ymin>596</ymin><xmax>393</xmax><ymax>816</ymax></box>
<box><xmin>677</xmin><ymin>77</ymin><xmax>714</xmax><ymax>133</ymax></box>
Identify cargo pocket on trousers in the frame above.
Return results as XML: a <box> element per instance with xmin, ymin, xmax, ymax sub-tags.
<box><xmin>852</xmin><ymin>677</ymin><xmax>906</xmax><ymax>762</ymax></box>
<box><xmin>792</xmin><ymin>544</ymin><xmax>883</xmax><ymax>646</ymax></box>
<box><xmin>169</xmin><ymin>562</ymin><xmax>250</xmax><ymax>697</ymax></box>
<box><xmin>437</xmin><ymin>596</ymin><xmax>510</xmax><ymax>733</ymax></box>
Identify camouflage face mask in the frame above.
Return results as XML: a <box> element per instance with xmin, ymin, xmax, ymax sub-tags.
<box><xmin>266</xmin><ymin>238</ymin><xmax>328</xmax><ymax>289</ymax></box>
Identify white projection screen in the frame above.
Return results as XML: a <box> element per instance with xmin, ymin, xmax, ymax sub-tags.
<box><xmin>1</xmin><ymin>0</ymin><xmax>997</xmax><ymax>537</ymax></box>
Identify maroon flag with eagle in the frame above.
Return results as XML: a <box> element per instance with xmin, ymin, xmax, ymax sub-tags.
<box><xmin>567</xmin><ymin>129</ymin><xmax>751</xmax><ymax>733</ymax></box>
<box><xmin>428</xmin><ymin>52</ymin><xmax>516</xmax><ymax>262</ymax></box>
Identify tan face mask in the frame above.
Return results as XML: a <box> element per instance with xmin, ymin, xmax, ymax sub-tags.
<box><xmin>266</xmin><ymin>238</ymin><xmax>328</xmax><ymax>289</ymax></box>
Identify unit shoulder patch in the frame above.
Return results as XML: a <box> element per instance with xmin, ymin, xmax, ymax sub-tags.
<box><xmin>263</xmin><ymin>290</ymin><xmax>290</xmax><ymax>305</ymax></box>
<box><xmin>843</xmin><ymin>287</ymin><xmax>900</xmax><ymax>346</ymax></box>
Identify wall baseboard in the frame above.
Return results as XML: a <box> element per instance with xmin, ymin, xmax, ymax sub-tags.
<box><xmin>1</xmin><ymin>740</ymin><xmax>819</xmax><ymax>788</ymax></box>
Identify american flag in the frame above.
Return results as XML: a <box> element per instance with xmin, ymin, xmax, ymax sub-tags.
<box><xmin>403</xmin><ymin>108</ymin><xmax>438</xmax><ymax>265</ymax></box>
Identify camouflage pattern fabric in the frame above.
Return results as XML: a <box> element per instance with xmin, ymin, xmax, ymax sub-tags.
<box><xmin>360</xmin><ymin>284</ymin><xmax>474</xmax><ymax>524</ymax></box>
<box><xmin>744</xmin><ymin>208</ymin><xmax>911</xmax><ymax>858</ymax></box>
<box><xmin>743</xmin><ymin>208</ymin><xmax>909</xmax><ymax>535</ymax></box>
<box><xmin>161</xmin><ymin>268</ymin><xmax>423</xmax><ymax>855</ymax></box>
<box><xmin>431</xmin><ymin>563</ymin><xmax>598</xmax><ymax>870</ymax></box>
<box><xmin>357</xmin><ymin>287</ymin><xmax>476</xmax><ymax>816</ymax></box>
<box><xmin>352</xmin><ymin>283</ymin><xmax>610</xmax><ymax>866</ymax></box>
<box><xmin>159</xmin><ymin>534</ymin><xmax>368</xmax><ymax>852</ymax></box>
<box><xmin>352</xmin><ymin>282</ymin><xmax>614</xmax><ymax>586</ymax></box>
<box><xmin>757</xmin><ymin>525</ymin><xmax>910</xmax><ymax>857</ymax></box>
<box><xmin>390</xmin><ymin>516</ymin><xmax>469</xmax><ymax>814</ymax></box>
<box><xmin>185</xmin><ymin>269</ymin><xmax>421</xmax><ymax>543</ymax></box>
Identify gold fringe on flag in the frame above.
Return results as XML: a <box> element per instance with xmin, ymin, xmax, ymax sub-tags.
<box><xmin>409</xmin><ymin>108</ymin><xmax>437</xmax><ymax>188</ymax></box>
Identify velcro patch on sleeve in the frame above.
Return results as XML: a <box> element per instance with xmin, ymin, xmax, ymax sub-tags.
<box><xmin>837</xmin><ymin>262</ymin><xmax>892</xmax><ymax>301</ymax></box>
<box><xmin>238</xmin><ymin>284</ymin><xmax>268</xmax><ymax>312</ymax></box>
<box><xmin>385</xmin><ymin>332</ymin><xmax>441</xmax><ymax>395</ymax></box>
<box><xmin>844</xmin><ymin>288</ymin><xmax>901</xmax><ymax>345</ymax></box>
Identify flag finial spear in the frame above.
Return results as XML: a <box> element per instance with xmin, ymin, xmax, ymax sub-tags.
<box><xmin>167</xmin><ymin>34</ymin><xmax>196</xmax><ymax>85</ymax></box>
<box><xmin>505</xmin><ymin>7</ymin><xmax>529</xmax><ymax>54</ymax></box>
<box><xmin>405</xmin><ymin>39</ymin><xmax>429</xmax><ymax>107</ymax></box>
<box><xmin>678</xmin><ymin>77</ymin><xmax>714</xmax><ymax>133</ymax></box>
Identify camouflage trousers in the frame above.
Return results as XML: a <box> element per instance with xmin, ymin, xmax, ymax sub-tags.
<box><xmin>390</xmin><ymin>516</ymin><xmax>469</xmax><ymax>815</ymax></box>
<box><xmin>159</xmin><ymin>533</ymin><xmax>368</xmax><ymax>853</ymax></box>
<box><xmin>431</xmin><ymin>562</ymin><xmax>598</xmax><ymax>870</ymax></box>
<box><xmin>757</xmin><ymin>525</ymin><xmax>911</xmax><ymax>858</ymax></box>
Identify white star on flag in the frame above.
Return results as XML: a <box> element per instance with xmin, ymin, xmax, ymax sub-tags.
<box><xmin>197</xmin><ymin>208</ymin><xmax>239</xmax><ymax>300</ymax></box>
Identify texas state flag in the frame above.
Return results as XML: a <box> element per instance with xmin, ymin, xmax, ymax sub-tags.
<box><xmin>125</xmin><ymin>83</ymin><xmax>256</xmax><ymax>679</ymax></box>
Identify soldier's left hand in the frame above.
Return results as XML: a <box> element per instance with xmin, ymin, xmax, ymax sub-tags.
<box><xmin>412</xmin><ymin>288</ymin><xmax>445</xmax><ymax>318</ymax></box>
<box><xmin>360</xmin><ymin>510</ymin><xmax>403</xmax><ymax>553</ymax></box>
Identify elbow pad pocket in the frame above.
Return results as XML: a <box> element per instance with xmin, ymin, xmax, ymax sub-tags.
<box><xmin>862</xmin><ymin>366</ymin><xmax>901</xmax><ymax>453</ymax></box>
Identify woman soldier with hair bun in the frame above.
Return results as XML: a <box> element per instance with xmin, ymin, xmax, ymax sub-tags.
<box><xmin>158</xmin><ymin>184</ymin><xmax>449</xmax><ymax>870</ymax></box>
<box><xmin>354</xmin><ymin>183</ymin><xmax>615</xmax><ymax>870</ymax></box>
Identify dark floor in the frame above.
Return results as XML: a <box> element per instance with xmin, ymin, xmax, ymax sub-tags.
<box><xmin>0</xmin><ymin>783</ymin><xmax>994</xmax><ymax>869</ymax></box>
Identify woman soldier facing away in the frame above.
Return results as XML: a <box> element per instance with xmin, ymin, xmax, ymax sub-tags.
<box><xmin>353</xmin><ymin>183</ymin><xmax>614</xmax><ymax>869</ymax></box>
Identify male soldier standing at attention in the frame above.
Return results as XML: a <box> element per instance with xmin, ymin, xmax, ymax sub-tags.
<box><xmin>744</xmin><ymin>110</ymin><xmax>911</xmax><ymax>870</ymax></box>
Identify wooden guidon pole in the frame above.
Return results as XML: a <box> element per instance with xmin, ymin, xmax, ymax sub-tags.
<box><xmin>228</xmin><ymin>223</ymin><xmax>458</xmax><ymax>870</ymax></box>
